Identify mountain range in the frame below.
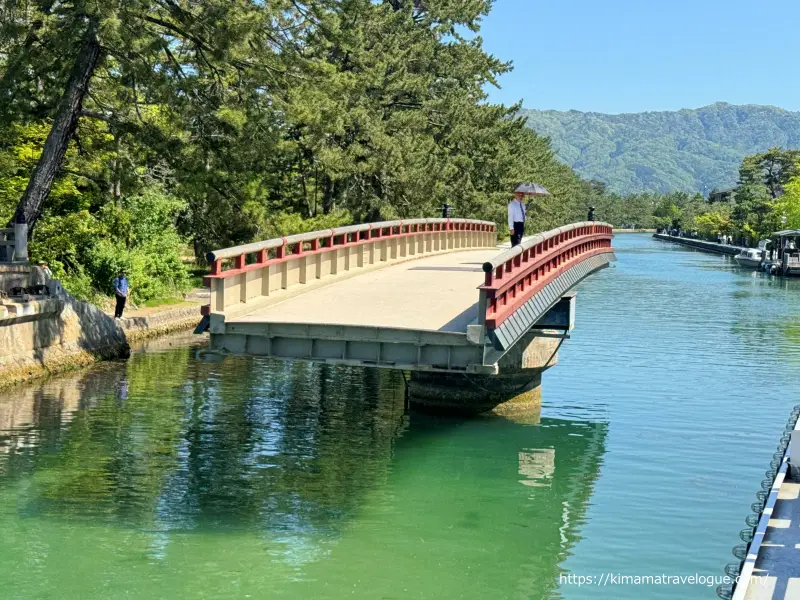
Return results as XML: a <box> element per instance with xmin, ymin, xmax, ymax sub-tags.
<box><xmin>521</xmin><ymin>102</ymin><xmax>800</xmax><ymax>195</ymax></box>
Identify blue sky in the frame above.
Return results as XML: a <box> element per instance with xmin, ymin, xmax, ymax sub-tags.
<box><xmin>479</xmin><ymin>0</ymin><xmax>800</xmax><ymax>114</ymax></box>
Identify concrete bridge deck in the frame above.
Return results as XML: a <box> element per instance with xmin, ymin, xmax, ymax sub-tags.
<box><xmin>234</xmin><ymin>248</ymin><xmax>495</xmax><ymax>333</ymax></box>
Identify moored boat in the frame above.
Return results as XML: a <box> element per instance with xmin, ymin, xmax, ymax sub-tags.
<box><xmin>733</xmin><ymin>248</ymin><xmax>764</xmax><ymax>269</ymax></box>
<box><xmin>763</xmin><ymin>230</ymin><xmax>800</xmax><ymax>276</ymax></box>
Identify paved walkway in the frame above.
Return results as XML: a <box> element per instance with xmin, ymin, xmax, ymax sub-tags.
<box><xmin>104</xmin><ymin>288</ymin><xmax>208</xmax><ymax>319</ymax></box>
<box><xmin>745</xmin><ymin>480</ymin><xmax>800</xmax><ymax>599</ymax></box>
<box><xmin>235</xmin><ymin>249</ymin><xmax>497</xmax><ymax>333</ymax></box>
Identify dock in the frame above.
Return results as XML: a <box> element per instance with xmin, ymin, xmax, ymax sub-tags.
<box><xmin>653</xmin><ymin>233</ymin><xmax>742</xmax><ymax>256</ymax></box>
<box><xmin>720</xmin><ymin>408</ymin><xmax>800</xmax><ymax>600</ymax></box>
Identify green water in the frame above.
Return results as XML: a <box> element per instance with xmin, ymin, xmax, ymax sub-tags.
<box><xmin>2</xmin><ymin>234</ymin><xmax>800</xmax><ymax>599</ymax></box>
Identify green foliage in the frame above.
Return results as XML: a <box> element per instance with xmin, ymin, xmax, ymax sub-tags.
<box><xmin>29</xmin><ymin>188</ymin><xmax>190</xmax><ymax>303</ymax></box>
<box><xmin>591</xmin><ymin>191</ymin><xmax>657</xmax><ymax>229</ymax></box>
<box><xmin>141</xmin><ymin>296</ymin><xmax>186</xmax><ymax>308</ymax></box>
<box><xmin>738</xmin><ymin>148</ymin><xmax>800</xmax><ymax>198</ymax></box>
<box><xmin>672</xmin><ymin>149</ymin><xmax>800</xmax><ymax>243</ymax></box>
<box><xmin>773</xmin><ymin>176</ymin><xmax>800</xmax><ymax>230</ymax></box>
<box><xmin>731</xmin><ymin>148</ymin><xmax>800</xmax><ymax>238</ymax></box>
<box><xmin>20</xmin><ymin>0</ymin><xmax>797</xmax><ymax>290</ymax></box>
<box><xmin>0</xmin><ymin>122</ymin><xmax>90</xmax><ymax>222</ymax></box>
<box><xmin>578</xmin><ymin>147</ymin><xmax>800</xmax><ymax>244</ymax></box>
<box><xmin>242</xmin><ymin>207</ymin><xmax>353</xmax><ymax>241</ymax></box>
<box><xmin>521</xmin><ymin>103</ymin><xmax>800</xmax><ymax>195</ymax></box>
<box><xmin>652</xmin><ymin>203</ymin><xmax>682</xmax><ymax>230</ymax></box>
<box><xmin>0</xmin><ymin>119</ymin><xmax>189</xmax><ymax>303</ymax></box>
<box><xmin>31</xmin><ymin>211</ymin><xmax>101</xmax><ymax>300</ymax></box>
<box><xmin>581</xmin><ymin>188</ymin><xmax>708</xmax><ymax>231</ymax></box>
<box><xmin>693</xmin><ymin>205</ymin><xmax>733</xmax><ymax>237</ymax></box>
<box><xmin>5</xmin><ymin>0</ymin><xmax>800</xmax><ymax>285</ymax></box>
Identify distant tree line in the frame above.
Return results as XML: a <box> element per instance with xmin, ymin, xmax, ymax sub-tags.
<box><xmin>581</xmin><ymin>148</ymin><xmax>800</xmax><ymax>245</ymax></box>
<box><xmin>638</xmin><ymin>148</ymin><xmax>800</xmax><ymax>243</ymax></box>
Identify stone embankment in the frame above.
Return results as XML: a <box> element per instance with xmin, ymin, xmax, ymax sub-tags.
<box><xmin>652</xmin><ymin>233</ymin><xmax>742</xmax><ymax>255</ymax></box>
<box><xmin>0</xmin><ymin>265</ymin><xmax>205</xmax><ymax>388</ymax></box>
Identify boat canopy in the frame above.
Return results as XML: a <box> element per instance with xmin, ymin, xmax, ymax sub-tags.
<box><xmin>772</xmin><ymin>229</ymin><xmax>800</xmax><ymax>237</ymax></box>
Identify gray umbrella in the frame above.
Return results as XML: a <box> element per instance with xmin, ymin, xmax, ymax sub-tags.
<box><xmin>514</xmin><ymin>182</ymin><xmax>551</xmax><ymax>196</ymax></box>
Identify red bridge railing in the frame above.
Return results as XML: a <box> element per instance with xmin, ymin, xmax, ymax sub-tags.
<box><xmin>480</xmin><ymin>222</ymin><xmax>613</xmax><ymax>329</ymax></box>
<box><xmin>203</xmin><ymin>218</ymin><xmax>496</xmax><ymax>314</ymax></box>
<box><xmin>206</xmin><ymin>218</ymin><xmax>495</xmax><ymax>276</ymax></box>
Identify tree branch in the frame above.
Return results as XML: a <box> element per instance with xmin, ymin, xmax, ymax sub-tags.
<box><xmin>60</xmin><ymin>168</ymin><xmax>107</xmax><ymax>185</ymax></box>
<box><xmin>160</xmin><ymin>41</ymin><xmax>187</xmax><ymax>79</ymax></box>
<box><xmin>80</xmin><ymin>109</ymin><xmax>115</xmax><ymax>123</ymax></box>
<box><xmin>142</xmin><ymin>15</ymin><xmax>212</xmax><ymax>52</ymax></box>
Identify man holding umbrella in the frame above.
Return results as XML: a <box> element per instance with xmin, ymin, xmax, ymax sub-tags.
<box><xmin>508</xmin><ymin>183</ymin><xmax>550</xmax><ymax>247</ymax></box>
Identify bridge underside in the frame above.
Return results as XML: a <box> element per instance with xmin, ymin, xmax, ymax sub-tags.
<box><xmin>209</xmin><ymin>249</ymin><xmax>612</xmax><ymax>374</ymax></box>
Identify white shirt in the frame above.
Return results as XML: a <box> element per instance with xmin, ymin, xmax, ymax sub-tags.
<box><xmin>508</xmin><ymin>199</ymin><xmax>526</xmax><ymax>228</ymax></box>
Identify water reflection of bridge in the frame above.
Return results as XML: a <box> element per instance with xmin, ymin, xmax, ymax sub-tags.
<box><xmin>0</xmin><ymin>344</ymin><xmax>607</xmax><ymax>598</ymax></box>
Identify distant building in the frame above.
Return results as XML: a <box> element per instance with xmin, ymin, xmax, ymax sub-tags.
<box><xmin>708</xmin><ymin>188</ymin><xmax>735</xmax><ymax>203</ymax></box>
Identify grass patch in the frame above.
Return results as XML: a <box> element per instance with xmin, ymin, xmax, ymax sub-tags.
<box><xmin>141</xmin><ymin>296</ymin><xmax>187</xmax><ymax>308</ymax></box>
<box><xmin>187</xmin><ymin>265</ymin><xmax>208</xmax><ymax>289</ymax></box>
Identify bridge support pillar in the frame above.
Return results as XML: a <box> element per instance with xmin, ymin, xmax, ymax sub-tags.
<box><xmin>407</xmin><ymin>333</ymin><xmax>561</xmax><ymax>416</ymax></box>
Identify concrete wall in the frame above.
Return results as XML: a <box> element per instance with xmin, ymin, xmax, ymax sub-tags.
<box><xmin>119</xmin><ymin>305</ymin><xmax>204</xmax><ymax>344</ymax></box>
<box><xmin>0</xmin><ymin>291</ymin><xmax>127</xmax><ymax>387</ymax></box>
<box><xmin>0</xmin><ymin>287</ymin><xmax>202</xmax><ymax>388</ymax></box>
<box><xmin>0</xmin><ymin>264</ymin><xmax>34</xmax><ymax>293</ymax></box>
<box><xmin>653</xmin><ymin>233</ymin><xmax>741</xmax><ymax>255</ymax></box>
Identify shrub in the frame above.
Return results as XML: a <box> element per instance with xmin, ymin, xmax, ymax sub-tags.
<box><xmin>29</xmin><ymin>186</ymin><xmax>190</xmax><ymax>304</ymax></box>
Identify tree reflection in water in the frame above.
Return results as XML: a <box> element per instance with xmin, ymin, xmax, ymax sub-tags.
<box><xmin>0</xmin><ymin>344</ymin><xmax>607</xmax><ymax>599</ymax></box>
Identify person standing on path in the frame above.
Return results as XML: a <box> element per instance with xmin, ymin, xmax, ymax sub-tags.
<box><xmin>508</xmin><ymin>192</ymin><xmax>527</xmax><ymax>247</ymax></box>
<box><xmin>113</xmin><ymin>269</ymin><xmax>129</xmax><ymax>319</ymax></box>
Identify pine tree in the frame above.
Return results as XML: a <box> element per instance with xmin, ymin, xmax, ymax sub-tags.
<box><xmin>1</xmin><ymin>0</ymin><xmax>286</xmax><ymax>231</ymax></box>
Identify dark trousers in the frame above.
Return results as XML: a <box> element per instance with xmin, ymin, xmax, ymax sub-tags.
<box><xmin>510</xmin><ymin>221</ymin><xmax>525</xmax><ymax>247</ymax></box>
<box><xmin>114</xmin><ymin>294</ymin><xmax>127</xmax><ymax>318</ymax></box>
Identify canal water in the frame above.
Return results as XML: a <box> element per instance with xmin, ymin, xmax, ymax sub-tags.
<box><xmin>1</xmin><ymin>234</ymin><xmax>800</xmax><ymax>599</ymax></box>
